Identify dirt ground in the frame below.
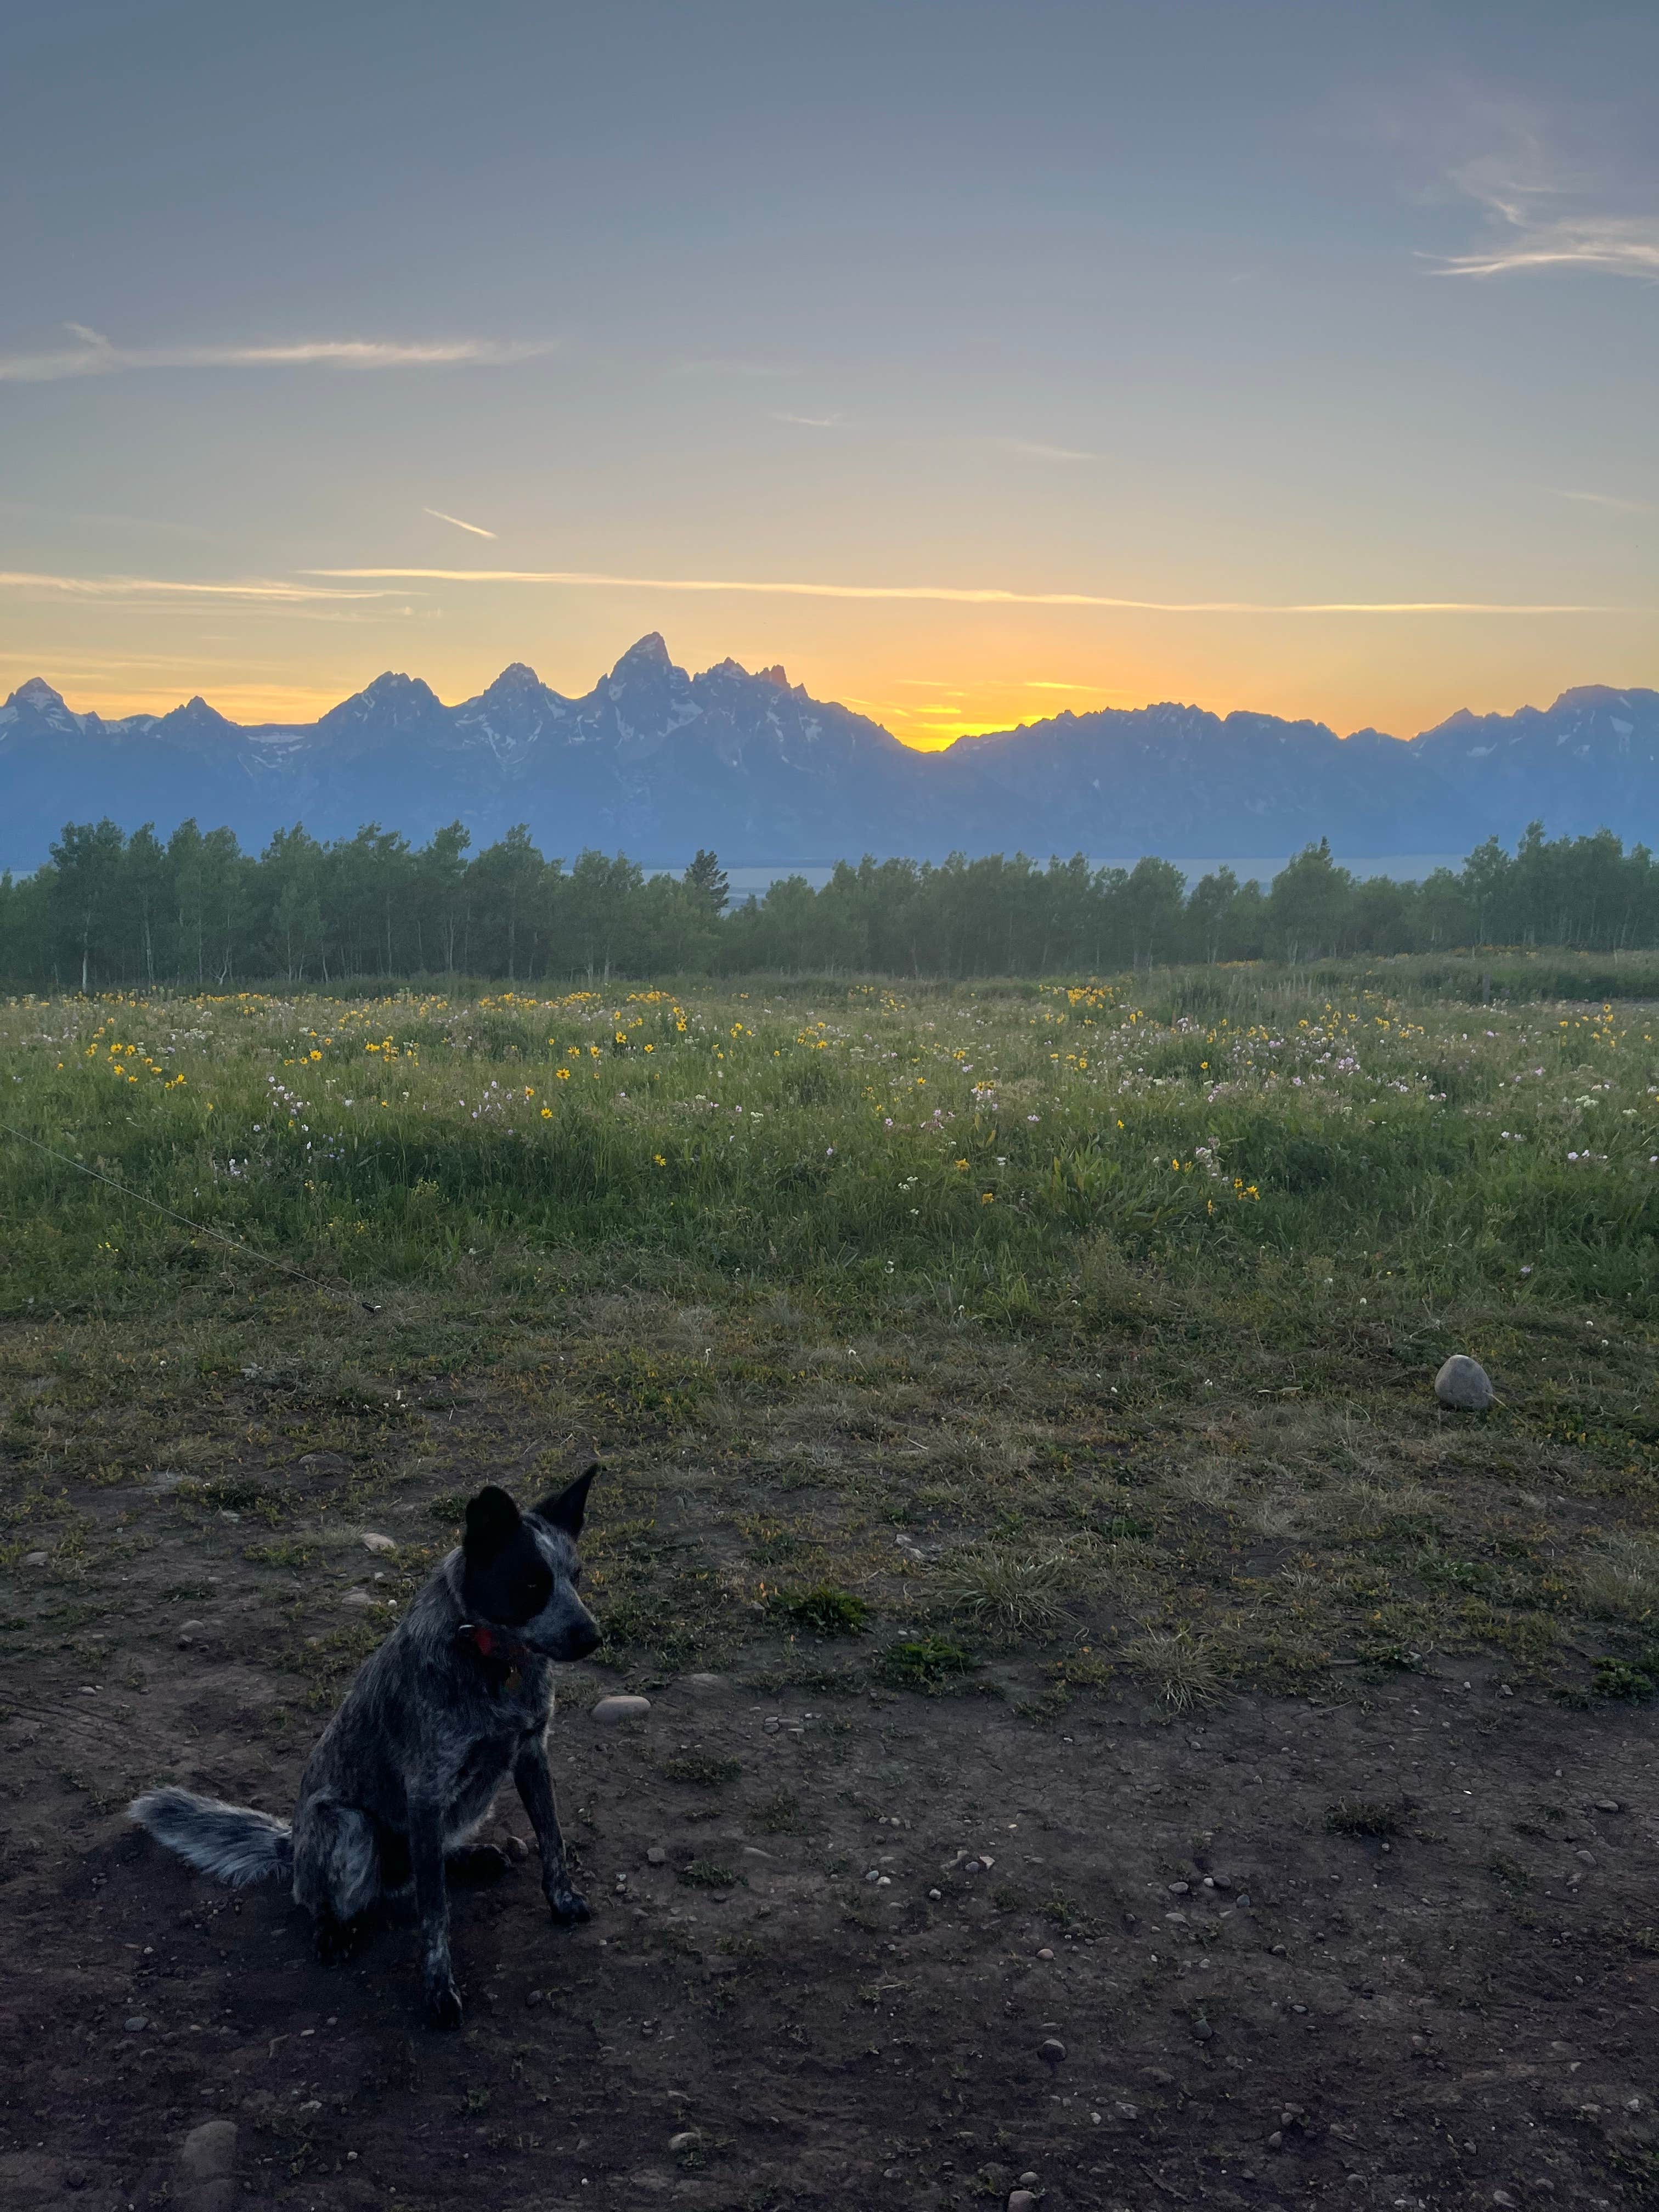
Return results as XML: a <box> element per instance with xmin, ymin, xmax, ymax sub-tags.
<box><xmin>4</xmin><ymin>1462</ymin><xmax>1659</xmax><ymax>2212</ymax></box>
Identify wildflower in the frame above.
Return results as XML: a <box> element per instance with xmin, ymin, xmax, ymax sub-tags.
<box><xmin>955</xmin><ymin>1158</ymin><xmax>968</xmax><ymax>1171</ymax></box>
<box><xmin>540</xmin><ymin>1107</ymin><xmax>552</xmax><ymax>1119</ymax></box>
<box><xmin>825</xmin><ymin>1146</ymin><xmax>834</xmax><ymax>1156</ymax></box>
<box><xmin>653</xmin><ymin>1154</ymin><xmax>666</xmax><ymax>1166</ymax></box>
<box><xmin>980</xmin><ymin>1192</ymin><xmax>995</xmax><ymax>1204</ymax></box>
<box><xmin>556</xmin><ymin>1068</ymin><xmax>571</xmax><ymax>1081</ymax></box>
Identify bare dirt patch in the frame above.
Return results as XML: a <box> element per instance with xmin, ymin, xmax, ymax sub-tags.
<box><xmin>3</xmin><ymin>1489</ymin><xmax>1657</xmax><ymax>2211</ymax></box>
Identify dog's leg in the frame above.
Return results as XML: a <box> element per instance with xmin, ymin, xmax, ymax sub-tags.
<box><xmin>513</xmin><ymin>1736</ymin><xmax>589</xmax><ymax>1925</ymax></box>
<box><xmin>292</xmin><ymin>1801</ymin><xmax>381</xmax><ymax>1963</ymax></box>
<box><xmin>408</xmin><ymin>1795</ymin><xmax>462</xmax><ymax>2027</ymax></box>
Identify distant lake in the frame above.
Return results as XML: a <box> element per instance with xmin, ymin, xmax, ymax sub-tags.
<box><xmin>708</xmin><ymin>854</ymin><xmax>1470</xmax><ymax>896</ymax></box>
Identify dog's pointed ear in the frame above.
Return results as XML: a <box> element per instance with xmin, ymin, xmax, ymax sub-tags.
<box><xmin>463</xmin><ymin>1485</ymin><xmax>521</xmax><ymax>1564</ymax></box>
<box><xmin>534</xmin><ymin>1463</ymin><xmax>597</xmax><ymax>1538</ymax></box>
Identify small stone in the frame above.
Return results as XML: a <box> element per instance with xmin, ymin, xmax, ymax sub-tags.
<box><xmin>64</xmin><ymin>2168</ymin><xmax>88</xmax><ymax>2190</ymax></box>
<box><xmin>361</xmin><ymin>1531</ymin><xmax>396</xmax><ymax>1554</ymax></box>
<box><xmin>125</xmin><ymin>2016</ymin><xmax>148</xmax><ymax>2032</ymax></box>
<box><xmin>178</xmin><ymin>1620</ymin><xmax>205</xmax><ymax>1635</ymax></box>
<box><xmin>341</xmin><ymin>1589</ymin><xmax>373</xmax><ymax>1609</ymax></box>
<box><xmin>1575</xmin><ymin>1849</ymin><xmax>1597</xmax><ymax>1867</ymax></box>
<box><xmin>22</xmin><ymin>1550</ymin><xmax>48</xmax><ymax>1567</ymax></box>
<box><xmin>1192</xmin><ymin>2019</ymin><xmax>1215</xmax><ymax>2041</ymax></box>
<box><xmin>1270</xmin><ymin>1943</ymin><xmax>1287</xmax><ymax>1956</ymax></box>
<box><xmin>1009</xmin><ymin>2194</ymin><xmax>1039</xmax><ymax>2212</ymax></box>
<box><xmin>1267</xmin><ymin>2130</ymin><xmax>1284</xmax><ymax>2151</ymax></box>
<box><xmin>179</xmin><ymin>2122</ymin><xmax>237</xmax><ymax>2183</ymax></box>
<box><xmin>928</xmin><ymin>1888</ymin><xmax>942</xmax><ymax>1901</ymax></box>
<box><xmin>524</xmin><ymin>1989</ymin><xmax>544</xmax><ymax>2009</ymax></box>
<box><xmin>647</xmin><ymin>1846</ymin><xmax>667</xmax><ymax>1866</ymax></box>
<box><xmin>1035</xmin><ymin>1946</ymin><xmax>1055</xmax><ymax>1960</ymax></box>
<box><xmin>1595</xmin><ymin>1799</ymin><xmax>1621</xmax><ymax>1813</ymax></box>
<box><xmin>668</xmin><ymin>2130</ymin><xmax>700</xmax><ymax>2153</ymax></box>
<box><xmin>591</xmin><ymin>1695</ymin><xmax>651</xmax><ymax>1725</ymax></box>
<box><xmin>1018</xmin><ymin>2174</ymin><xmax>1040</xmax><ymax>2188</ymax></box>
<box><xmin>1435</xmin><ymin>1354</ymin><xmax>1494</xmax><ymax>1411</ymax></box>
<box><xmin>1210</xmin><ymin>1872</ymin><xmax>1233</xmax><ymax>1891</ymax></box>
<box><xmin>1113</xmin><ymin>2103</ymin><xmax>1138</xmax><ymax>2121</ymax></box>
<box><xmin>1167</xmin><ymin>1880</ymin><xmax>1190</xmax><ymax>1895</ymax></box>
<box><xmin>1039</xmin><ymin>2038</ymin><xmax>1066</xmax><ymax>2066</ymax></box>
<box><xmin>1492</xmin><ymin>2193</ymin><xmax>1517</xmax><ymax>2209</ymax></box>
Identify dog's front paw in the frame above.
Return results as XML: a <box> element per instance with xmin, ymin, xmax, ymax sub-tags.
<box><xmin>548</xmin><ymin>1883</ymin><xmax>590</xmax><ymax>1926</ymax></box>
<box><xmin>425</xmin><ymin>1972</ymin><xmax>464</xmax><ymax>2029</ymax></box>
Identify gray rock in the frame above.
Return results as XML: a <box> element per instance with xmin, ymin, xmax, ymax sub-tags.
<box><xmin>1039</xmin><ymin>2038</ymin><xmax>1066</xmax><ymax>2066</ymax></box>
<box><xmin>1435</xmin><ymin>1355</ymin><xmax>1494</xmax><ymax>1411</ymax></box>
<box><xmin>592</xmin><ymin>1694</ymin><xmax>651</xmax><ymax>1724</ymax></box>
<box><xmin>178</xmin><ymin>2119</ymin><xmax>238</xmax><ymax>2212</ymax></box>
<box><xmin>646</xmin><ymin>1845</ymin><xmax>667</xmax><ymax>1865</ymax></box>
<box><xmin>340</xmin><ymin>1589</ymin><xmax>373</xmax><ymax>1609</ymax></box>
<box><xmin>668</xmin><ymin>2131</ymin><xmax>700</xmax><ymax>2153</ymax></box>
<box><xmin>1595</xmin><ymin>1798</ymin><xmax>1621</xmax><ymax>1813</ymax></box>
<box><xmin>360</xmin><ymin>1531</ymin><xmax>396</xmax><ymax>1554</ymax></box>
<box><xmin>1018</xmin><ymin>2174</ymin><xmax>1040</xmax><ymax>2188</ymax></box>
<box><xmin>124</xmin><ymin>2016</ymin><xmax>147</xmax><ymax>2032</ymax></box>
<box><xmin>1575</xmin><ymin>1849</ymin><xmax>1597</xmax><ymax>1867</ymax></box>
<box><xmin>179</xmin><ymin>2123</ymin><xmax>236</xmax><ymax>2181</ymax></box>
<box><xmin>1009</xmin><ymin>2193</ymin><xmax>1039</xmax><ymax>2212</ymax></box>
<box><xmin>22</xmin><ymin>1550</ymin><xmax>48</xmax><ymax>1568</ymax></box>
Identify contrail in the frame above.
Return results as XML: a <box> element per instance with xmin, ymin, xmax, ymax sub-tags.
<box><xmin>303</xmin><ymin>566</ymin><xmax>1629</xmax><ymax>616</ymax></box>
<box><xmin>422</xmin><ymin>507</ymin><xmax>498</xmax><ymax>539</ymax></box>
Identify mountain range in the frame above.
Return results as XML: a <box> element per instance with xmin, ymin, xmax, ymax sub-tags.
<box><xmin>2</xmin><ymin>634</ymin><xmax>1656</xmax><ymax>874</ymax></box>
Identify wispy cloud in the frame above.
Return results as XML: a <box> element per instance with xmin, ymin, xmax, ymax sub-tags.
<box><xmin>308</xmin><ymin>565</ymin><xmax>1633</xmax><ymax>616</ymax></box>
<box><xmin>1554</xmin><ymin>487</ymin><xmax>1652</xmax><ymax>514</ymax></box>
<box><xmin>0</xmin><ymin>569</ymin><xmax>403</xmax><ymax>603</ymax></box>
<box><xmin>0</xmin><ymin>326</ymin><xmax>557</xmax><ymax>384</ymax></box>
<box><xmin>992</xmin><ymin>438</ymin><xmax>1103</xmax><ymax>463</ymax></box>
<box><xmin>1436</xmin><ymin>159</ymin><xmax>1659</xmax><ymax>280</ymax></box>
<box><xmin>423</xmin><ymin>505</ymin><xmax>498</xmax><ymax>539</ymax></box>
<box><xmin>670</xmin><ymin>357</ymin><xmax>794</xmax><ymax>379</ymax></box>
<box><xmin>1025</xmin><ymin>678</ymin><xmax>1098</xmax><ymax>690</ymax></box>
<box><xmin>771</xmin><ymin>410</ymin><xmax>843</xmax><ymax>428</ymax></box>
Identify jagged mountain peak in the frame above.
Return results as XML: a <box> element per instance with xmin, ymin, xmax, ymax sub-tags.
<box><xmin>481</xmin><ymin>661</ymin><xmax>544</xmax><ymax>693</ymax></box>
<box><xmin>12</xmin><ymin>677</ymin><xmax>67</xmax><ymax>710</ymax></box>
<box><xmin>607</xmin><ymin>634</ymin><xmax>684</xmax><ymax>690</ymax></box>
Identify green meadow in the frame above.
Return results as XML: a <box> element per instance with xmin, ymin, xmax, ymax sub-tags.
<box><xmin>3</xmin><ymin>958</ymin><xmax>1657</xmax><ymax>1709</ymax></box>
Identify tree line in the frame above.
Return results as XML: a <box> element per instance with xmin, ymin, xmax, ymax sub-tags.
<box><xmin>2</xmin><ymin>816</ymin><xmax>1657</xmax><ymax>991</ymax></box>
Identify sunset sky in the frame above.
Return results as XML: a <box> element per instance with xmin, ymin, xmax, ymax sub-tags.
<box><xmin>3</xmin><ymin>0</ymin><xmax>1654</xmax><ymax>746</ymax></box>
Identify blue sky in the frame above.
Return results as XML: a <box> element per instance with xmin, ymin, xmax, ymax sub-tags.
<box><xmin>2</xmin><ymin>0</ymin><xmax>1654</xmax><ymax>739</ymax></box>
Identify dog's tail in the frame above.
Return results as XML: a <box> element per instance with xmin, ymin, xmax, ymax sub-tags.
<box><xmin>128</xmin><ymin>1787</ymin><xmax>294</xmax><ymax>1888</ymax></box>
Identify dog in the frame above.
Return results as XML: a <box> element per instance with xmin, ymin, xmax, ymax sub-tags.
<box><xmin>129</xmin><ymin>1467</ymin><xmax>600</xmax><ymax>2027</ymax></box>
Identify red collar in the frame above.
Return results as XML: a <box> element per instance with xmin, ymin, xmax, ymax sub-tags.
<box><xmin>454</xmin><ymin>1621</ymin><xmax>535</xmax><ymax>1684</ymax></box>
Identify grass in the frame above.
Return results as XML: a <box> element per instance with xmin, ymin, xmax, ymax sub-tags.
<box><xmin>2</xmin><ymin>963</ymin><xmax>1658</xmax><ymax>1709</ymax></box>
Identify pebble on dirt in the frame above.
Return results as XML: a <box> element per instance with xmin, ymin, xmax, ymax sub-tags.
<box><xmin>177</xmin><ymin>2119</ymin><xmax>238</xmax><ymax>2212</ymax></box>
<box><xmin>1008</xmin><ymin>2192</ymin><xmax>1039</xmax><ymax>2212</ymax></box>
<box><xmin>361</xmin><ymin>1531</ymin><xmax>396</xmax><ymax>1553</ymax></box>
<box><xmin>592</xmin><ymin>1695</ymin><xmax>652</xmax><ymax>1724</ymax></box>
<box><xmin>1039</xmin><ymin>2038</ymin><xmax>1066</xmax><ymax>2066</ymax></box>
<box><xmin>668</xmin><ymin>2131</ymin><xmax>700</xmax><ymax>2153</ymax></box>
<box><xmin>1435</xmin><ymin>1353</ymin><xmax>1494</xmax><ymax>1410</ymax></box>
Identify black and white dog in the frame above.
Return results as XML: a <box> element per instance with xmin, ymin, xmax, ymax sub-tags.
<box><xmin>131</xmin><ymin>1470</ymin><xmax>600</xmax><ymax>2027</ymax></box>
